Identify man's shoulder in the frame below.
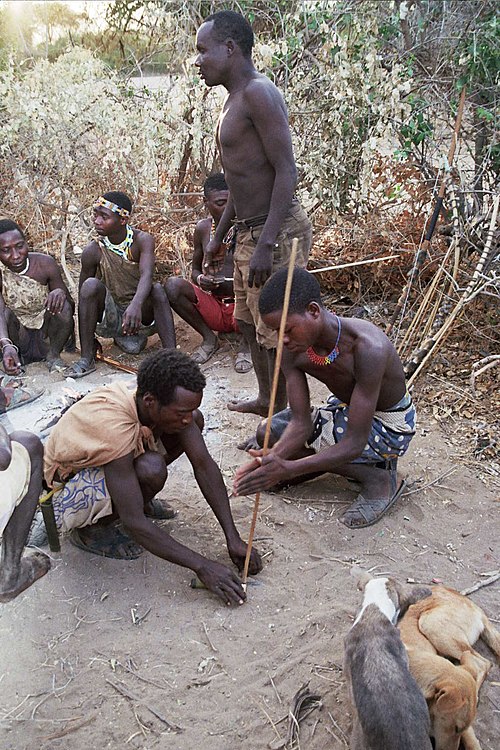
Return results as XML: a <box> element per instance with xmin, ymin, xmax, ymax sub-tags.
<box><xmin>194</xmin><ymin>217</ymin><xmax>212</xmax><ymax>240</ymax></box>
<box><xmin>243</xmin><ymin>74</ymin><xmax>284</xmax><ymax>105</ymax></box>
<box><xmin>132</xmin><ymin>227</ymin><xmax>154</xmax><ymax>249</ymax></box>
<box><xmin>29</xmin><ymin>252</ymin><xmax>57</xmax><ymax>270</ymax></box>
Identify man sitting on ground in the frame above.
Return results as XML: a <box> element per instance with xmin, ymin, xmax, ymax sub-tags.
<box><xmin>166</xmin><ymin>173</ymin><xmax>251</xmax><ymax>372</ymax></box>
<box><xmin>64</xmin><ymin>191</ymin><xmax>175</xmax><ymax>379</ymax></box>
<box><xmin>44</xmin><ymin>349</ymin><xmax>261</xmax><ymax>605</ymax></box>
<box><xmin>0</xmin><ymin>422</ymin><xmax>50</xmax><ymax>602</ymax></box>
<box><xmin>0</xmin><ymin>220</ymin><xmax>74</xmax><ymax>374</ymax></box>
<box><xmin>234</xmin><ymin>268</ymin><xmax>416</xmax><ymax>528</ymax></box>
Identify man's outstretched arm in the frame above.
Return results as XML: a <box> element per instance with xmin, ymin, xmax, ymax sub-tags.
<box><xmin>180</xmin><ymin>424</ymin><xmax>262</xmax><ymax>576</ymax></box>
<box><xmin>104</xmin><ymin>452</ymin><xmax>248</xmax><ymax>605</ymax></box>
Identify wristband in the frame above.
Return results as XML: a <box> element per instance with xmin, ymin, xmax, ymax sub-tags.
<box><xmin>197</xmin><ymin>273</ymin><xmax>203</xmax><ymax>287</ymax></box>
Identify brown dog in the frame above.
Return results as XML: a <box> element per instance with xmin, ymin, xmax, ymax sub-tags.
<box><xmin>398</xmin><ymin>584</ymin><xmax>500</xmax><ymax>750</ymax></box>
<box><xmin>344</xmin><ymin>571</ymin><xmax>433</xmax><ymax>749</ymax></box>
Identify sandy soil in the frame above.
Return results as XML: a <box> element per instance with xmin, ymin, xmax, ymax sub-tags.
<box><xmin>0</xmin><ymin>326</ymin><xmax>499</xmax><ymax>750</ymax></box>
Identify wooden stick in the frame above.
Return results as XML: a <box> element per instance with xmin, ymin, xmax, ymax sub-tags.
<box><xmin>241</xmin><ymin>239</ymin><xmax>299</xmax><ymax>587</ymax></box>
<box><xmin>95</xmin><ymin>352</ymin><xmax>138</xmax><ymax>374</ymax></box>
<box><xmin>461</xmin><ymin>571</ymin><xmax>500</xmax><ymax>596</ymax></box>
<box><xmin>106</xmin><ymin>678</ymin><xmax>182</xmax><ymax>732</ymax></box>
<box><xmin>406</xmin><ymin>193</ymin><xmax>499</xmax><ymax>386</ymax></box>
<box><xmin>386</xmin><ymin>86</ymin><xmax>467</xmax><ymax>336</ymax></box>
<box><xmin>309</xmin><ymin>254</ymin><xmax>399</xmax><ymax>274</ymax></box>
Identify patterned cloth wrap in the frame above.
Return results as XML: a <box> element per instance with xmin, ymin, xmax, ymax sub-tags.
<box><xmin>0</xmin><ymin>442</ymin><xmax>31</xmax><ymax>535</ymax></box>
<box><xmin>271</xmin><ymin>392</ymin><xmax>416</xmax><ymax>464</ymax></box>
<box><xmin>50</xmin><ymin>468</ymin><xmax>112</xmax><ymax>532</ymax></box>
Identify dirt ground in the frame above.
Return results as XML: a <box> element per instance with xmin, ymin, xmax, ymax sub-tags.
<box><xmin>0</xmin><ymin>323</ymin><xmax>499</xmax><ymax>750</ymax></box>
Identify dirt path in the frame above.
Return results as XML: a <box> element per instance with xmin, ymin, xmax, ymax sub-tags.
<box><xmin>1</xmin><ymin>330</ymin><xmax>498</xmax><ymax>750</ymax></box>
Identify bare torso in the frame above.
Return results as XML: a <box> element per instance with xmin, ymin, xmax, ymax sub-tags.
<box><xmin>217</xmin><ymin>74</ymin><xmax>289</xmax><ymax>219</ymax></box>
<box><xmin>285</xmin><ymin>317</ymin><xmax>407</xmax><ymax>411</ymax></box>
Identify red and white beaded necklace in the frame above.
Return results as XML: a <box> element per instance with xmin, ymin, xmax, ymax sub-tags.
<box><xmin>306</xmin><ymin>314</ymin><xmax>342</xmax><ymax>366</ymax></box>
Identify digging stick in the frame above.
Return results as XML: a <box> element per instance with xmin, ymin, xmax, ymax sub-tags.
<box><xmin>241</xmin><ymin>239</ymin><xmax>299</xmax><ymax>588</ymax></box>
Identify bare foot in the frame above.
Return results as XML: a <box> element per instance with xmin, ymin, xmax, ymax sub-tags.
<box><xmin>227</xmin><ymin>398</ymin><xmax>269</xmax><ymax>417</ymax></box>
<box><xmin>237</xmin><ymin>434</ymin><xmax>261</xmax><ymax>451</ymax></box>
<box><xmin>0</xmin><ymin>552</ymin><xmax>51</xmax><ymax>602</ymax></box>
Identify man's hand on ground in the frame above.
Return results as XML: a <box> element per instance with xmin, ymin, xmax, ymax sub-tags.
<box><xmin>45</xmin><ymin>288</ymin><xmax>66</xmax><ymax>315</ymax></box>
<box><xmin>196</xmin><ymin>559</ymin><xmax>248</xmax><ymax>606</ymax></box>
<box><xmin>227</xmin><ymin>537</ymin><xmax>263</xmax><ymax>576</ymax></box>
<box><xmin>122</xmin><ymin>301</ymin><xmax>142</xmax><ymax>334</ymax></box>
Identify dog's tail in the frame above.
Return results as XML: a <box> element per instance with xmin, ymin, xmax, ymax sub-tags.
<box><xmin>481</xmin><ymin>619</ymin><xmax>500</xmax><ymax>664</ymax></box>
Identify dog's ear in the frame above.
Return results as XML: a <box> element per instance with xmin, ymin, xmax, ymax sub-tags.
<box><xmin>350</xmin><ymin>566</ymin><xmax>372</xmax><ymax>590</ymax></box>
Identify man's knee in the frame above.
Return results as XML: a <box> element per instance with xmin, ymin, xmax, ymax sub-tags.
<box><xmin>135</xmin><ymin>451</ymin><xmax>167</xmax><ymax>490</ymax></box>
<box><xmin>10</xmin><ymin>430</ymin><xmax>43</xmax><ymax>461</ymax></box>
<box><xmin>151</xmin><ymin>282</ymin><xmax>168</xmax><ymax>305</ymax></box>
<box><xmin>165</xmin><ymin>277</ymin><xmax>191</xmax><ymax>304</ymax></box>
<box><xmin>79</xmin><ymin>277</ymin><xmax>105</xmax><ymax>302</ymax></box>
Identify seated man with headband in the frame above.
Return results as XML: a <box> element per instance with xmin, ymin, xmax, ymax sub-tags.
<box><xmin>65</xmin><ymin>191</ymin><xmax>175</xmax><ymax>378</ymax></box>
<box><xmin>234</xmin><ymin>268</ymin><xmax>416</xmax><ymax>528</ymax></box>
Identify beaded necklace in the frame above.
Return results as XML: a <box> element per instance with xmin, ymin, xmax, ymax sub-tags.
<box><xmin>18</xmin><ymin>257</ymin><xmax>30</xmax><ymax>276</ymax></box>
<box><xmin>306</xmin><ymin>314</ymin><xmax>342</xmax><ymax>366</ymax></box>
<box><xmin>102</xmin><ymin>225</ymin><xmax>134</xmax><ymax>261</ymax></box>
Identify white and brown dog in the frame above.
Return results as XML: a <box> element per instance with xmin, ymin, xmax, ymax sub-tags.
<box><xmin>398</xmin><ymin>584</ymin><xmax>500</xmax><ymax>750</ymax></box>
<box><xmin>344</xmin><ymin>570</ymin><xmax>433</xmax><ymax>750</ymax></box>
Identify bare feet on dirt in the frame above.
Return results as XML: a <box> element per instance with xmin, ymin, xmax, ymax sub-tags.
<box><xmin>227</xmin><ymin>397</ymin><xmax>269</xmax><ymax>417</ymax></box>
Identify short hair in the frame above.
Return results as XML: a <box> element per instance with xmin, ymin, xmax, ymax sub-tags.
<box><xmin>0</xmin><ymin>219</ymin><xmax>25</xmax><ymax>240</ymax></box>
<box><xmin>137</xmin><ymin>349</ymin><xmax>206</xmax><ymax>405</ymax></box>
<box><xmin>203</xmin><ymin>172</ymin><xmax>228</xmax><ymax>196</ymax></box>
<box><xmin>102</xmin><ymin>191</ymin><xmax>133</xmax><ymax>214</ymax></box>
<box><xmin>259</xmin><ymin>267</ymin><xmax>323</xmax><ymax>316</ymax></box>
<box><xmin>204</xmin><ymin>10</ymin><xmax>254</xmax><ymax>57</ymax></box>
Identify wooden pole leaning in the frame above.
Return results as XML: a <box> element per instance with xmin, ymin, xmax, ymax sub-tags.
<box><xmin>241</xmin><ymin>238</ymin><xmax>299</xmax><ymax>589</ymax></box>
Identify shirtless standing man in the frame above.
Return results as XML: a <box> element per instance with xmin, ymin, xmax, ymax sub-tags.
<box><xmin>195</xmin><ymin>10</ymin><xmax>312</xmax><ymax>416</ymax></box>
<box><xmin>0</xmin><ymin>220</ymin><xmax>74</xmax><ymax>374</ymax></box>
<box><xmin>234</xmin><ymin>269</ymin><xmax>417</xmax><ymax>528</ymax></box>
<box><xmin>65</xmin><ymin>191</ymin><xmax>175</xmax><ymax>378</ymax></box>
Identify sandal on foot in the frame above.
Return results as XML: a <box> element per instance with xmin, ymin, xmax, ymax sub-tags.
<box><xmin>234</xmin><ymin>351</ymin><xmax>253</xmax><ymax>373</ymax></box>
<box><xmin>0</xmin><ymin>384</ymin><xmax>44</xmax><ymax>413</ymax></box>
<box><xmin>69</xmin><ymin>524</ymin><xmax>143</xmax><ymax>559</ymax></box>
<box><xmin>341</xmin><ymin>461</ymin><xmax>406</xmax><ymax>528</ymax></box>
<box><xmin>63</xmin><ymin>358</ymin><xmax>96</xmax><ymax>379</ymax></box>
<box><xmin>191</xmin><ymin>339</ymin><xmax>219</xmax><ymax>365</ymax></box>
<box><xmin>144</xmin><ymin>498</ymin><xmax>177</xmax><ymax>520</ymax></box>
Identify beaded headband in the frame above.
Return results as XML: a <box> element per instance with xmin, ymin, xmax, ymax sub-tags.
<box><xmin>94</xmin><ymin>196</ymin><xmax>131</xmax><ymax>218</ymax></box>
